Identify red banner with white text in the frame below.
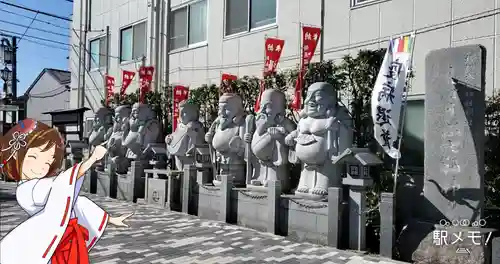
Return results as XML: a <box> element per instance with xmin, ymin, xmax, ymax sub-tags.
<box><xmin>121</xmin><ymin>70</ymin><xmax>135</xmax><ymax>98</ymax></box>
<box><xmin>105</xmin><ymin>75</ymin><xmax>115</xmax><ymax>106</ymax></box>
<box><xmin>290</xmin><ymin>26</ymin><xmax>321</xmax><ymax>111</ymax></box>
<box><xmin>173</xmin><ymin>85</ymin><xmax>190</xmax><ymax>131</ymax></box>
<box><xmin>255</xmin><ymin>37</ymin><xmax>285</xmax><ymax>112</ymax></box>
<box><xmin>139</xmin><ymin>66</ymin><xmax>154</xmax><ymax>103</ymax></box>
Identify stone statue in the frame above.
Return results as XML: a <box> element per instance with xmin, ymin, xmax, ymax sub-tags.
<box><xmin>250</xmin><ymin>89</ymin><xmax>296</xmax><ymax>192</ymax></box>
<box><xmin>107</xmin><ymin>105</ymin><xmax>132</xmax><ymax>174</ymax></box>
<box><xmin>205</xmin><ymin>93</ymin><xmax>247</xmax><ymax>186</ymax></box>
<box><xmin>285</xmin><ymin>82</ymin><xmax>352</xmax><ymax>199</ymax></box>
<box><xmin>89</xmin><ymin>107</ymin><xmax>113</xmax><ymax>171</ymax></box>
<box><xmin>165</xmin><ymin>101</ymin><xmax>205</xmax><ymax>170</ymax></box>
<box><xmin>123</xmin><ymin>103</ymin><xmax>161</xmax><ymax>160</ymax></box>
<box><xmin>89</xmin><ymin>107</ymin><xmax>113</xmax><ymax>147</ymax></box>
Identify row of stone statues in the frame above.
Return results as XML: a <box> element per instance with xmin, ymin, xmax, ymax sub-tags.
<box><xmin>165</xmin><ymin>82</ymin><xmax>353</xmax><ymax>199</ymax></box>
<box><xmin>88</xmin><ymin>102</ymin><xmax>161</xmax><ymax>173</ymax></box>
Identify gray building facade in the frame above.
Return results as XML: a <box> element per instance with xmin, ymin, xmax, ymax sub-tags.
<box><xmin>69</xmin><ymin>0</ymin><xmax>499</xmax><ymax>165</ymax></box>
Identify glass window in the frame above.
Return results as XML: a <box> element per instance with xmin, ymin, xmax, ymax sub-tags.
<box><xmin>352</xmin><ymin>0</ymin><xmax>376</xmax><ymax>6</ymax></box>
<box><xmin>120</xmin><ymin>27</ymin><xmax>133</xmax><ymax>62</ymax></box>
<box><xmin>225</xmin><ymin>0</ymin><xmax>248</xmax><ymax>36</ymax></box>
<box><xmin>120</xmin><ymin>22</ymin><xmax>146</xmax><ymax>62</ymax></box>
<box><xmin>99</xmin><ymin>36</ymin><xmax>107</xmax><ymax>68</ymax></box>
<box><xmin>250</xmin><ymin>0</ymin><xmax>276</xmax><ymax>29</ymax></box>
<box><xmin>170</xmin><ymin>7</ymin><xmax>188</xmax><ymax>50</ymax></box>
<box><xmin>189</xmin><ymin>0</ymin><xmax>207</xmax><ymax>44</ymax></box>
<box><xmin>400</xmin><ymin>99</ymin><xmax>424</xmax><ymax>167</ymax></box>
<box><xmin>225</xmin><ymin>0</ymin><xmax>276</xmax><ymax>36</ymax></box>
<box><xmin>89</xmin><ymin>38</ymin><xmax>100</xmax><ymax>69</ymax></box>
<box><xmin>132</xmin><ymin>22</ymin><xmax>146</xmax><ymax>60</ymax></box>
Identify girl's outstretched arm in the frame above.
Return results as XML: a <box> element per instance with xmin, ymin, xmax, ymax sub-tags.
<box><xmin>77</xmin><ymin>145</ymin><xmax>107</xmax><ymax>179</ymax></box>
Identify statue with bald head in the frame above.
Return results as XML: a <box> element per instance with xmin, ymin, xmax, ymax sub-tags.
<box><xmin>166</xmin><ymin>100</ymin><xmax>205</xmax><ymax>170</ymax></box>
<box><xmin>107</xmin><ymin>105</ymin><xmax>132</xmax><ymax>173</ymax></box>
<box><xmin>123</xmin><ymin>103</ymin><xmax>161</xmax><ymax>160</ymax></box>
<box><xmin>205</xmin><ymin>93</ymin><xmax>247</xmax><ymax>186</ymax></box>
<box><xmin>250</xmin><ymin>89</ymin><xmax>296</xmax><ymax>192</ymax></box>
<box><xmin>88</xmin><ymin>107</ymin><xmax>113</xmax><ymax>170</ymax></box>
<box><xmin>285</xmin><ymin>82</ymin><xmax>353</xmax><ymax>199</ymax></box>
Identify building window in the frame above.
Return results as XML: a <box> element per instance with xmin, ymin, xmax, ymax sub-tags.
<box><xmin>89</xmin><ymin>36</ymin><xmax>107</xmax><ymax>69</ymax></box>
<box><xmin>351</xmin><ymin>0</ymin><xmax>380</xmax><ymax>7</ymax></box>
<box><xmin>170</xmin><ymin>0</ymin><xmax>207</xmax><ymax>51</ymax></box>
<box><xmin>225</xmin><ymin>0</ymin><xmax>276</xmax><ymax>36</ymax></box>
<box><xmin>120</xmin><ymin>21</ymin><xmax>147</xmax><ymax>62</ymax></box>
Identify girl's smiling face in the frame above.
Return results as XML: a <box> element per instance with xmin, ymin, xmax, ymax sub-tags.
<box><xmin>21</xmin><ymin>143</ymin><xmax>56</xmax><ymax>180</ymax></box>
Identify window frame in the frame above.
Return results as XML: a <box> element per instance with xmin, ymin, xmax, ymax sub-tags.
<box><xmin>169</xmin><ymin>0</ymin><xmax>208</xmax><ymax>52</ymax></box>
<box><xmin>88</xmin><ymin>35</ymin><xmax>107</xmax><ymax>70</ymax></box>
<box><xmin>119</xmin><ymin>20</ymin><xmax>148</xmax><ymax>63</ymax></box>
<box><xmin>350</xmin><ymin>0</ymin><xmax>389</xmax><ymax>8</ymax></box>
<box><xmin>224</xmin><ymin>0</ymin><xmax>278</xmax><ymax>37</ymax></box>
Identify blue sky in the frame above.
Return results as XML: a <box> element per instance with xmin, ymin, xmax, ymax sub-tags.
<box><xmin>0</xmin><ymin>0</ymin><xmax>72</xmax><ymax>95</ymax></box>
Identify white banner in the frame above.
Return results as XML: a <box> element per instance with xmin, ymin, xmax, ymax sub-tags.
<box><xmin>371</xmin><ymin>38</ymin><xmax>412</xmax><ymax>159</ymax></box>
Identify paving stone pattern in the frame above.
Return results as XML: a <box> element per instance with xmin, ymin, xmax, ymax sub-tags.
<box><xmin>0</xmin><ymin>182</ymin><xmax>405</xmax><ymax>264</ymax></box>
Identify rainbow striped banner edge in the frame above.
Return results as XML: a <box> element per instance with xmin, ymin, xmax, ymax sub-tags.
<box><xmin>393</xmin><ymin>34</ymin><xmax>414</xmax><ymax>53</ymax></box>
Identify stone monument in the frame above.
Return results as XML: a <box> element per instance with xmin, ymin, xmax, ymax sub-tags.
<box><xmin>123</xmin><ymin>102</ymin><xmax>161</xmax><ymax>160</ymax></box>
<box><xmin>165</xmin><ymin>100</ymin><xmax>205</xmax><ymax>170</ymax></box>
<box><xmin>107</xmin><ymin>105</ymin><xmax>131</xmax><ymax>174</ymax></box>
<box><xmin>399</xmin><ymin>45</ymin><xmax>488</xmax><ymax>263</ymax></box>
<box><xmin>285</xmin><ymin>82</ymin><xmax>352</xmax><ymax>199</ymax></box>
<box><xmin>205</xmin><ymin>93</ymin><xmax>247</xmax><ymax>186</ymax></box>
<box><xmin>249</xmin><ymin>89</ymin><xmax>296</xmax><ymax>192</ymax></box>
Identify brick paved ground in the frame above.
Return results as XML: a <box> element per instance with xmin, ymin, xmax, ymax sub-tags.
<box><xmin>0</xmin><ymin>182</ymin><xmax>405</xmax><ymax>264</ymax></box>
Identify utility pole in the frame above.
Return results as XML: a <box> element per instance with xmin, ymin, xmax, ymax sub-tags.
<box><xmin>164</xmin><ymin>0</ymin><xmax>171</xmax><ymax>90</ymax></box>
<box><xmin>11</xmin><ymin>36</ymin><xmax>17</xmax><ymax>122</ymax></box>
<box><xmin>320</xmin><ymin>0</ymin><xmax>325</xmax><ymax>62</ymax></box>
<box><xmin>80</xmin><ymin>0</ymin><xmax>88</xmax><ymax>108</ymax></box>
<box><xmin>77</xmin><ymin>0</ymin><xmax>84</xmax><ymax>108</ymax></box>
<box><xmin>104</xmin><ymin>25</ymin><xmax>110</xmax><ymax>102</ymax></box>
<box><xmin>154</xmin><ymin>0</ymin><xmax>161</xmax><ymax>91</ymax></box>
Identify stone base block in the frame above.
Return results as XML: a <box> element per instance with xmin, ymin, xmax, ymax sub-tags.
<box><xmin>147</xmin><ymin>178</ymin><xmax>168</xmax><ymax>208</ymax></box>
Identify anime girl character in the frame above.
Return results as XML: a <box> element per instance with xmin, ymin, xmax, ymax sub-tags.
<box><xmin>0</xmin><ymin>119</ymin><xmax>133</xmax><ymax>264</ymax></box>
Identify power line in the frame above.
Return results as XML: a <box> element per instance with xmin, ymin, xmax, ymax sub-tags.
<box><xmin>23</xmin><ymin>38</ymin><xmax>68</xmax><ymax>51</ymax></box>
<box><xmin>0</xmin><ymin>18</ymin><xmax>70</xmax><ymax>37</ymax></box>
<box><xmin>0</xmin><ymin>1</ymin><xmax>71</xmax><ymax>22</ymax></box>
<box><xmin>0</xmin><ymin>8</ymin><xmax>68</xmax><ymax>30</ymax></box>
<box><xmin>0</xmin><ymin>28</ymin><xmax>68</xmax><ymax>46</ymax></box>
<box><xmin>30</xmin><ymin>87</ymin><xmax>70</xmax><ymax>98</ymax></box>
<box><xmin>17</xmin><ymin>12</ymin><xmax>38</xmax><ymax>44</ymax></box>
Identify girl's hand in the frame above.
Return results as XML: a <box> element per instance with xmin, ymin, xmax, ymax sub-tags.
<box><xmin>108</xmin><ymin>212</ymin><xmax>134</xmax><ymax>227</ymax></box>
<box><xmin>91</xmin><ymin>145</ymin><xmax>108</xmax><ymax>161</ymax></box>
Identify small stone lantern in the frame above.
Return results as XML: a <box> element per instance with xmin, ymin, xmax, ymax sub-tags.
<box><xmin>194</xmin><ymin>143</ymin><xmax>213</xmax><ymax>184</ymax></box>
<box><xmin>67</xmin><ymin>140</ymin><xmax>87</xmax><ymax>166</ymax></box>
<box><xmin>144</xmin><ymin>143</ymin><xmax>168</xmax><ymax>170</ymax></box>
<box><xmin>332</xmin><ymin>147</ymin><xmax>383</xmax><ymax>251</ymax></box>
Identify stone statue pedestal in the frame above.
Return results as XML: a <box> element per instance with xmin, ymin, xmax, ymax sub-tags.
<box><xmin>82</xmin><ymin>168</ymin><xmax>97</xmax><ymax>194</ymax></box>
<box><xmin>116</xmin><ymin>161</ymin><xmax>147</xmax><ymax>202</ymax></box>
<box><xmin>96</xmin><ymin>163</ymin><xmax>117</xmax><ymax>198</ymax></box>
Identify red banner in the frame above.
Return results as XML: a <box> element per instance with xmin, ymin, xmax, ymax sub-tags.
<box><xmin>139</xmin><ymin>66</ymin><xmax>154</xmax><ymax>103</ymax></box>
<box><xmin>172</xmin><ymin>85</ymin><xmax>189</xmax><ymax>131</ymax></box>
<box><xmin>121</xmin><ymin>70</ymin><xmax>135</xmax><ymax>97</ymax></box>
<box><xmin>105</xmin><ymin>75</ymin><xmax>115</xmax><ymax>106</ymax></box>
<box><xmin>264</xmin><ymin>38</ymin><xmax>285</xmax><ymax>76</ymax></box>
<box><xmin>291</xmin><ymin>26</ymin><xmax>321</xmax><ymax>111</ymax></box>
<box><xmin>255</xmin><ymin>37</ymin><xmax>285</xmax><ymax>112</ymax></box>
<box><xmin>221</xmin><ymin>73</ymin><xmax>237</xmax><ymax>82</ymax></box>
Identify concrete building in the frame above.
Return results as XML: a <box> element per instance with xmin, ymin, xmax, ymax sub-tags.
<box><xmin>69</xmin><ymin>0</ymin><xmax>498</xmax><ymax>165</ymax></box>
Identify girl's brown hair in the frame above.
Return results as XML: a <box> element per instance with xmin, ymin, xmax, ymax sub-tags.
<box><xmin>0</xmin><ymin>119</ymin><xmax>65</xmax><ymax>181</ymax></box>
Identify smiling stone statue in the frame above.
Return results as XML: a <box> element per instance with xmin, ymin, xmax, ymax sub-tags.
<box><xmin>165</xmin><ymin>101</ymin><xmax>205</xmax><ymax>170</ymax></box>
<box><xmin>205</xmin><ymin>93</ymin><xmax>247</xmax><ymax>186</ymax></box>
<box><xmin>285</xmin><ymin>82</ymin><xmax>352</xmax><ymax>199</ymax></box>
<box><xmin>250</xmin><ymin>89</ymin><xmax>295</xmax><ymax>192</ymax></box>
